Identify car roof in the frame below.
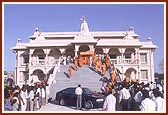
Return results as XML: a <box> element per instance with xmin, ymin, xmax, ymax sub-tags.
<box><xmin>65</xmin><ymin>87</ymin><xmax>88</xmax><ymax>89</ymax></box>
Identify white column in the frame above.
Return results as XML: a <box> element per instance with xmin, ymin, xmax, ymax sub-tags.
<box><xmin>28</xmin><ymin>49</ymin><xmax>34</xmax><ymax>83</ymax></box>
<box><xmin>103</xmin><ymin>48</ymin><xmax>110</xmax><ymax>54</ymax></box>
<box><xmin>121</xmin><ymin>66</ymin><xmax>124</xmax><ymax>81</ymax></box>
<box><xmin>121</xmin><ymin>53</ymin><xmax>123</xmax><ymax>65</ymax></box>
<box><xmin>29</xmin><ymin>49</ymin><xmax>34</xmax><ymax>66</ymax></box>
<box><xmin>60</xmin><ymin>48</ymin><xmax>66</xmax><ymax>55</ymax></box>
<box><xmin>120</xmin><ymin>48</ymin><xmax>125</xmax><ymax>65</ymax></box>
<box><xmin>15</xmin><ymin>51</ymin><xmax>18</xmax><ymax>85</ymax></box>
<box><xmin>44</xmin><ymin>49</ymin><xmax>50</xmax><ymax>80</ymax></box>
<box><xmin>44</xmin><ymin>49</ymin><xmax>49</xmax><ymax>66</ymax></box>
<box><xmin>137</xmin><ymin>48</ymin><xmax>141</xmax><ymax>82</ymax></box>
<box><xmin>135</xmin><ymin>48</ymin><xmax>138</xmax><ymax>64</ymax></box>
<box><xmin>74</xmin><ymin>49</ymin><xmax>78</xmax><ymax>57</ymax></box>
<box><xmin>75</xmin><ymin>45</ymin><xmax>79</xmax><ymax>57</ymax></box>
<box><xmin>120</xmin><ymin>48</ymin><xmax>125</xmax><ymax>80</ymax></box>
<box><xmin>137</xmin><ymin>66</ymin><xmax>141</xmax><ymax>82</ymax></box>
<box><xmin>89</xmin><ymin>45</ymin><xmax>92</xmax><ymax>51</ymax></box>
<box><xmin>150</xmin><ymin>49</ymin><xmax>155</xmax><ymax>82</ymax></box>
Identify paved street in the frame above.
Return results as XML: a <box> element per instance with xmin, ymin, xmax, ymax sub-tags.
<box><xmin>38</xmin><ymin>100</ymin><xmax>103</xmax><ymax>112</ymax></box>
<box><xmin>39</xmin><ymin>103</ymin><xmax>80</xmax><ymax>111</ymax></box>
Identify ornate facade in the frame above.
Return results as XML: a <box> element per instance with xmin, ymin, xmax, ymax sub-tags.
<box><xmin>12</xmin><ymin>18</ymin><xmax>158</xmax><ymax>86</ymax></box>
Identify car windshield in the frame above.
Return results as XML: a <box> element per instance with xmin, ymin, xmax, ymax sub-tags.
<box><xmin>83</xmin><ymin>88</ymin><xmax>95</xmax><ymax>95</ymax></box>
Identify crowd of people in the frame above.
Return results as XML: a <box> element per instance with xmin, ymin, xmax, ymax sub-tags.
<box><xmin>102</xmin><ymin>80</ymin><xmax>164</xmax><ymax>111</ymax></box>
<box><xmin>4</xmin><ymin>81</ymin><xmax>48</xmax><ymax>111</ymax></box>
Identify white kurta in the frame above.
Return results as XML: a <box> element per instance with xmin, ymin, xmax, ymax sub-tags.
<box><xmin>119</xmin><ymin>88</ymin><xmax>131</xmax><ymax>103</ymax></box>
<box><xmin>27</xmin><ymin>90</ymin><xmax>35</xmax><ymax>111</ymax></box>
<box><xmin>155</xmin><ymin>97</ymin><xmax>164</xmax><ymax>111</ymax></box>
<box><xmin>140</xmin><ymin>98</ymin><xmax>155</xmax><ymax>111</ymax></box>
<box><xmin>20</xmin><ymin>90</ymin><xmax>27</xmax><ymax>111</ymax></box>
<box><xmin>41</xmin><ymin>88</ymin><xmax>46</xmax><ymax>98</ymax></box>
<box><xmin>103</xmin><ymin>94</ymin><xmax>116</xmax><ymax>111</ymax></box>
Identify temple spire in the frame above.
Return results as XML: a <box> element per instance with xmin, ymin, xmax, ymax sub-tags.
<box><xmin>80</xmin><ymin>15</ymin><xmax>90</xmax><ymax>33</ymax></box>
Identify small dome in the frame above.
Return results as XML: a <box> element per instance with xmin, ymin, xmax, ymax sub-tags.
<box><xmin>35</xmin><ymin>27</ymin><xmax>39</xmax><ymax>32</ymax></box>
<box><xmin>129</xmin><ymin>26</ymin><xmax>134</xmax><ymax>31</ymax></box>
<box><xmin>34</xmin><ymin>27</ymin><xmax>41</xmax><ymax>36</ymax></box>
<box><xmin>17</xmin><ymin>38</ymin><xmax>21</xmax><ymax>43</ymax></box>
<box><xmin>147</xmin><ymin>37</ymin><xmax>152</xmax><ymax>41</ymax></box>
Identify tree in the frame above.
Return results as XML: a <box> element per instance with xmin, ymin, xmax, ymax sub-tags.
<box><xmin>4</xmin><ymin>71</ymin><xmax>8</xmax><ymax>75</ymax></box>
<box><xmin>158</xmin><ymin>59</ymin><xmax>164</xmax><ymax>73</ymax></box>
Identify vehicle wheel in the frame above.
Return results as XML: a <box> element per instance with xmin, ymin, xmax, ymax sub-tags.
<box><xmin>59</xmin><ymin>98</ymin><xmax>65</xmax><ymax>106</ymax></box>
<box><xmin>85</xmin><ymin>100</ymin><xmax>93</xmax><ymax>110</ymax></box>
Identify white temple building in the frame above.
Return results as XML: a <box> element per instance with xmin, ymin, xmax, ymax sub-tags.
<box><xmin>12</xmin><ymin>17</ymin><xmax>158</xmax><ymax>86</ymax></box>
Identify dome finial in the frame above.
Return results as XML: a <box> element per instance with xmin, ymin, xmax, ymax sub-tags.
<box><xmin>147</xmin><ymin>36</ymin><xmax>152</xmax><ymax>41</ymax></box>
<box><xmin>129</xmin><ymin>26</ymin><xmax>134</xmax><ymax>31</ymax></box>
<box><xmin>34</xmin><ymin>27</ymin><xmax>41</xmax><ymax>36</ymax></box>
<box><xmin>80</xmin><ymin>14</ymin><xmax>86</xmax><ymax>23</ymax></box>
<box><xmin>17</xmin><ymin>38</ymin><xmax>21</xmax><ymax>43</ymax></box>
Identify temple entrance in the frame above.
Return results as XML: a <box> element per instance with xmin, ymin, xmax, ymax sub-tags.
<box><xmin>78</xmin><ymin>45</ymin><xmax>90</xmax><ymax>53</ymax></box>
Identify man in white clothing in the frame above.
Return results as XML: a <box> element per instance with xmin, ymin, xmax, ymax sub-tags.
<box><xmin>153</xmin><ymin>89</ymin><xmax>164</xmax><ymax>111</ymax></box>
<box><xmin>20</xmin><ymin>85</ymin><xmax>27</xmax><ymax>111</ymax></box>
<box><xmin>75</xmin><ymin>84</ymin><xmax>83</xmax><ymax>110</ymax></box>
<box><xmin>27</xmin><ymin>86</ymin><xmax>35</xmax><ymax>111</ymax></box>
<box><xmin>140</xmin><ymin>89</ymin><xmax>155</xmax><ymax>111</ymax></box>
<box><xmin>119</xmin><ymin>82</ymin><xmax>131</xmax><ymax>111</ymax></box>
<box><xmin>103</xmin><ymin>90</ymin><xmax>116</xmax><ymax>111</ymax></box>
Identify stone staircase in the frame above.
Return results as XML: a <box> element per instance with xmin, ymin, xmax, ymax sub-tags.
<box><xmin>48</xmin><ymin>64</ymin><xmax>111</xmax><ymax>99</ymax></box>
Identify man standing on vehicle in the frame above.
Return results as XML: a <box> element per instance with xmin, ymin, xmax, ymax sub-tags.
<box><xmin>75</xmin><ymin>84</ymin><xmax>83</xmax><ymax>110</ymax></box>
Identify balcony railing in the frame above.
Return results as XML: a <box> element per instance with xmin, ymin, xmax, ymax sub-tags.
<box><xmin>31</xmin><ymin>59</ymin><xmax>59</xmax><ymax>66</ymax></box>
<box><xmin>124</xmin><ymin>59</ymin><xmax>138</xmax><ymax>64</ymax></box>
<box><xmin>124</xmin><ymin>59</ymin><xmax>132</xmax><ymax>64</ymax></box>
<box><xmin>110</xmin><ymin>59</ymin><xmax>138</xmax><ymax>65</ymax></box>
<box><xmin>110</xmin><ymin>59</ymin><xmax>117</xmax><ymax>64</ymax></box>
<box><xmin>31</xmin><ymin>58</ymin><xmax>138</xmax><ymax>66</ymax></box>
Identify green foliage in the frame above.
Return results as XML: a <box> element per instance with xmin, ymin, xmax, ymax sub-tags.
<box><xmin>158</xmin><ymin>59</ymin><xmax>164</xmax><ymax>73</ymax></box>
<box><xmin>4</xmin><ymin>71</ymin><xmax>8</xmax><ymax>75</ymax></box>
